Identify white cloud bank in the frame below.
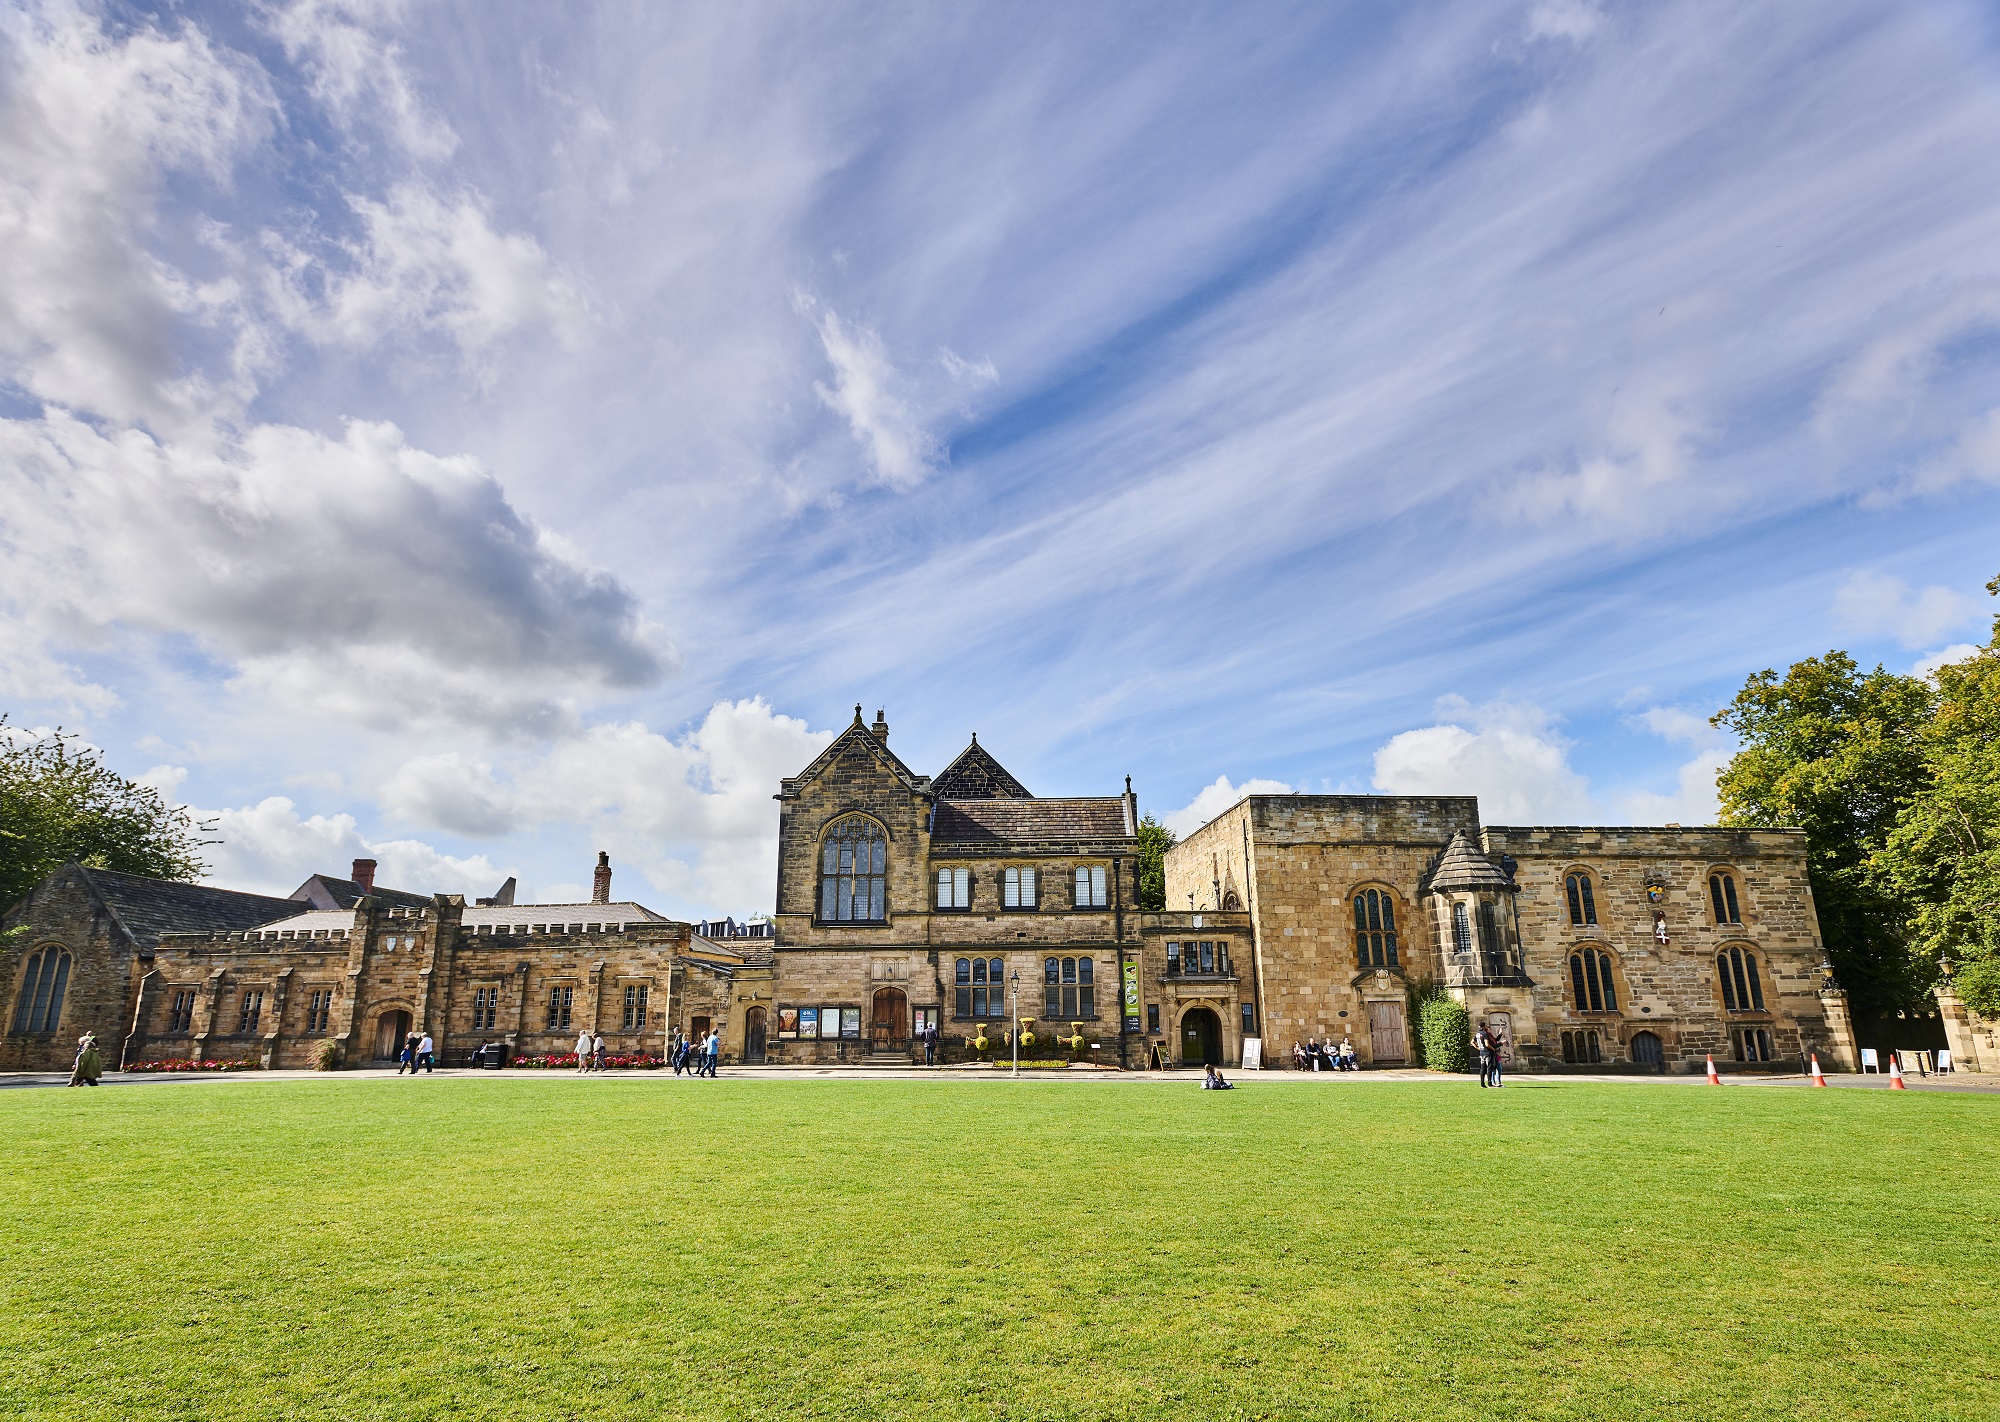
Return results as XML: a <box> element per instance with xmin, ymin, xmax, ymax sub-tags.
<box><xmin>1373</xmin><ymin>697</ymin><xmax>1593</xmax><ymax>822</ymax></box>
<box><xmin>1161</xmin><ymin>774</ymin><xmax>1294</xmax><ymax>839</ymax></box>
<box><xmin>1832</xmin><ymin>570</ymin><xmax>1978</xmax><ymax>649</ymax></box>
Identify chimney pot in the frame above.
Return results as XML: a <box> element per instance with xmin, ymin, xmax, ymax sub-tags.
<box><xmin>592</xmin><ymin>851</ymin><xmax>612</xmax><ymax>905</ymax></box>
<box><xmin>351</xmin><ymin>858</ymin><xmax>377</xmax><ymax>892</ymax></box>
<box><xmin>872</xmin><ymin>708</ymin><xmax>888</xmax><ymax>741</ymax></box>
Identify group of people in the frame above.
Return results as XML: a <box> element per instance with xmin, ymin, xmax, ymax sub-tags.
<box><xmin>671</xmin><ymin>1028</ymin><xmax>720</xmax><ymax>1077</ymax></box>
<box><xmin>1473</xmin><ymin>1023</ymin><xmax>1506</xmax><ymax>1087</ymax></box>
<box><xmin>397</xmin><ymin>1031</ymin><xmax>436</xmax><ymax>1074</ymax></box>
<box><xmin>1293</xmin><ymin>1036</ymin><xmax>1358</xmax><ymax>1071</ymax></box>
<box><xmin>572</xmin><ymin>1030</ymin><xmax>616</xmax><ymax>1072</ymax></box>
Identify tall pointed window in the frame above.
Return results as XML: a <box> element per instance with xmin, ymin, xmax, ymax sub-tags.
<box><xmin>1353</xmin><ymin>889</ymin><xmax>1398</xmax><ymax>969</ymax></box>
<box><xmin>1709</xmin><ymin>873</ymin><xmax>1742</xmax><ymax>925</ymax></box>
<box><xmin>1564</xmin><ymin>872</ymin><xmax>1598</xmax><ymax>926</ymax></box>
<box><xmin>1569</xmin><ymin>948</ymin><xmax>1618</xmax><ymax>1013</ymax></box>
<box><xmin>11</xmin><ymin>947</ymin><xmax>70</xmax><ymax>1034</ymax></box>
<box><xmin>1717</xmin><ymin>946</ymin><xmax>1765</xmax><ymax>1012</ymax></box>
<box><xmin>820</xmin><ymin>816</ymin><xmax>887</xmax><ymax>922</ymax></box>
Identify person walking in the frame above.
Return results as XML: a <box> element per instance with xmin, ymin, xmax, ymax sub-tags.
<box><xmin>1488</xmin><ymin>1024</ymin><xmax>1506</xmax><ymax>1088</ymax></box>
<box><xmin>398</xmin><ymin>1032</ymin><xmax>418</xmax><ymax>1075</ymax></box>
<box><xmin>592</xmin><ymin>1032</ymin><xmax>607</xmax><ymax>1071</ymax></box>
<box><xmin>416</xmin><ymin>1031</ymin><xmax>435</xmax><ymax>1074</ymax></box>
<box><xmin>68</xmin><ymin>1033</ymin><xmax>103</xmax><ymax>1087</ymax></box>
<box><xmin>575</xmin><ymin>1027</ymin><xmax>593</xmax><ymax>1073</ymax></box>
<box><xmin>671</xmin><ymin>1030</ymin><xmax>689</xmax><ymax>1075</ymax></box>
<box><xmin>703</xmin><ymin>1027</ymin><xmax>720</xmax><ymax>1078</ymax></box>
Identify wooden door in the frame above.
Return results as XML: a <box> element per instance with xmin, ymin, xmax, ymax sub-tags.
<box><xmin>871</xmin><ymin>987</ymin><xmax>908</xmax><ymax>1046</ymax></box>
<box><xmin>744</xmin><ymin>1007</ymin><xmax>767</xmax><ymax>1063</ymax></box>
<box><xmin>1367</xmin><ymin>1001</ymin><xmax>1407</xmax><ymax>1063</ymax></box>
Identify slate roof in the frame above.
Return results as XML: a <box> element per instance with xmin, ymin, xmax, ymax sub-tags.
<box><xmin>1426</xmin><ymin>831</ymin><xmax>1512</xmax><ymax>892</ymax></box>
<box><xmin>931</xmin><ymin>738</ymin><xmax>1033</xmax><ymax>800</ymax></box>
<box><xmin>78</xmin><ymin>867</ymin><xmax>301</xmax><ymax>948</ymax></box>
<box><xmin>931</xmin><ymin>798</ymin><xmax>1132</xmax><ymax>845</ymax></box>
<box><xmin>289</xmin><ymin>873</ymin><xmax>433</xmax><ymax>911</ymax></box>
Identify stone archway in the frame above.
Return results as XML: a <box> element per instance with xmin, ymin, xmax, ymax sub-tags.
<box><xmin>1179</xmin><ymin>1007</ymin><xmax>1221</xmax><ymax>1065</ymax></box>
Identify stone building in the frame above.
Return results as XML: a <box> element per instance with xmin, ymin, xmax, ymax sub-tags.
<box><xmin>1166</xmin><ymin>794</ymin><xmax>1858</xmax><ymax>1073</ymax></box>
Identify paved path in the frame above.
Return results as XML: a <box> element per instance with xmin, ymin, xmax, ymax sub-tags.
<box><xmin>6</xmin><ymin>1064</ymin><xmax>1995</xmax><ymax>1092</ymax></box>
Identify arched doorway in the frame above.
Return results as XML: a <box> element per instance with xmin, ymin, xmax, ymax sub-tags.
<box><xmin>1630</xmin><ymin>1030</ymin><xmax>1663</xmax><ymax>1066</ymax></box>
<box><xmin>1179</xmin><ymin>1007</ymin><xmax>1221</xmax><ymax>1065</ymax></box>
<box><xmin>871</xmin><ymin>987</ymin><xmax>908</xmax><ymax>1048</ymax></box>
<box><xmin>373</xmin><ymin>1009</ymin><xmax>411</xmax><ymax>1061</ymax></box>
<box><xmin>744</xmin><ymin>1006</ymin><xmax>768</xmax><ymax>1063</ymax></box>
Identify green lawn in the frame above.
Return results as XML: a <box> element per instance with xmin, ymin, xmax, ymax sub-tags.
<box><xmin>3</xmin><ymin>1076</ymin><xmax>1995</xmax><ymax>1421</ymax></box>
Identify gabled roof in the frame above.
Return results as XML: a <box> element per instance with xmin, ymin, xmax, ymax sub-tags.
<box><xmin>289</xmin><ymin>873</ymin><xmax>433</xmax><ymax>911</ymax></box>
<box><xmin>72</xmin><ymin>867</ymin><xmax>300</xmax><ymax>949</ymax></box>
<box><xmin>932</xmin><ymin>736</ymin><xmax>1033</xmax><ymax>800</ymax></box>
<box><xmin>783</xmin><ymin>706</ymin><xmax>929</xmax><ymax>796</ymax></box>
<box><xmin>931</xmin><ymin>798</ymin><xmax>1133</xmax><ymax>845</ymax></box>
<box><xmin>1426</xmin><ymin>831</ymin><xmax>1512</xmax><ymax>893</ymax></box>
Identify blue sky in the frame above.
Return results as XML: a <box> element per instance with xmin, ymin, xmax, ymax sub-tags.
<box><xmin>3</xmin><ymin>0</ymin><xmax>1998</xmax><ymax>915</ymax></box>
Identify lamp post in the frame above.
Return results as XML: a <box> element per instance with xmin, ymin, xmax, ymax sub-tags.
<box><xmin>1011</xmin><ymin>971</ymin><xmax>1021</xmax><ymax>1078</ymax></box>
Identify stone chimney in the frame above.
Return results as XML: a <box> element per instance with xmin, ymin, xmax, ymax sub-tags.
<box><xmin>592</xmin><ymin>851</ymin><xmax>612</xmax><ymax>904</ymax></box>
<box><xmin>351</xmin><ymin>858</ymin><xmax>377</xmax><ymax>892</ymax></box>
<box><xmin>1122</xmin><ymin>775</ymin><xmax>1138</xmax><ymax>837</ymax></box>
<box><xmin>872</xmin><ymin>708</ymin><xmax>889</xmax><ymax>742</ymax></box>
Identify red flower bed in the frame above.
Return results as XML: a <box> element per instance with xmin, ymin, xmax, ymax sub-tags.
<box><xmin>508</xmin><ymin>1052</ymin><xmax>664</xmax><ymax>1070</ymax></box>
<box><xmin>124</xmin><ymin>1059</ymin><xmax>262</xmax><ymax>1073</ymax></box>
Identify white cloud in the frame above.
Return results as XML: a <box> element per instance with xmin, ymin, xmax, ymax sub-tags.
<box><xmin>1911</xmin><ymin>643</ymin><xmax>1982</xmax><ymax>680</ymax></box>
<box><xmin>1909</xmin><ymin>406</ymin><xmax>2000</xmax><ymax>497</ymax></box>
<box><xmin>198</xmin><ymin>794</ymin><xmax>504</xmax><ymax>899</ymax></box>
<box><xmin>1527</xmin><ymin>1</ymin><xmax>1605</xmax><ymax>44</ymax></box>
<box><xmin>1161</xmin><ymin>774</ymin><xmax>1294</xmax><ymax>839</ymax></box>
<box><xmin>939</xmin><ymin>347</ymin><xmax>999</xmax><ymax>385</ymax></box>
<box><xmin>261</xmin><ymin>0</ymin><xmax>457</xmax><ymax>161</ymax></box>
<box><xmin>1506</xmin><ymin>375</ymin><xmax>1714</xmax><ymax>536</ymax></box>
<box><xmin>1372</xmin><ymin>697</ymin><xmax>1591</xmax><ymax>822</ymax></box>
<box><xmin>0</xmin><ymin>5</ymin><xmax>274</xmax><ymax>425</ymax></box>
<box><xmin>1613</xmin><ymin>704</ymin><xmax>1728</xmax><ymax>825</ymax></box>
<box><xmin>0</xmin><ymin>411</ymin><xmax>668</xmax><ymax>732</ymax></box>
<box><xmin>808</xmin><ymin>304</ymin><xmax>942</xmax><ymax>489</ymax></box>
<box><xmin>1831</xmin><ymin>570</ymin><xmax>1977</xmax><ymax>648</ymax></box>
<box><xmin>379</xmin><ymin>752</ymin><xmax>515</xmax><ymax>836</ymax></box>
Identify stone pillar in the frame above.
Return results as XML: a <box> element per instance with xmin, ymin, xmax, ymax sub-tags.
<box><xmin>1817</xmin><ymin>986</ymin><xmax>1860</xmax><ymax>1071</ymax></box>
<box><xmin>1935</xmin><ymin>985</ymin><xmax>1995</xmax><ymax>1073</ymax></box>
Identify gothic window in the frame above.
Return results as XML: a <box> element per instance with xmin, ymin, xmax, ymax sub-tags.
<box><xmin>1451</xmin><ymin>901</ymin><xmax>1473</xmax><ymax>955</ymax></box>
<box><xmin>236</xmin><ymin>991</ymin><xmax>264</xmax><ymax>1034</ymax></box>
<box><xmin>1354</xmin><ymin>889</ymin><xmax>1399</xmax><ymax>969</ymax></box>
<box><xmin>168</xmin><ymin>989</ymin><xmax>196</xmax><ymax>1033</ymax></box>
<box><xmin>1560</xmin><ymin>1028</ymin><xmax>1603</xmax><ymax>1064</ymax></box>
<box><xmin>1074</xmin><ymin>865</ymin><xmax>1107</xmax><ymax>908</ymax></box>
<box><xmin>1003</xmin><ymin>867</ymin><xmax>1038</xmax><ymax>909</ymax></box>
<box><xmin>936</xmin><ymin>866</ymin><xmax>969</xmax><ymax>910</ymax></box>
<box><xmin>820</xmin><ymin>816</ymin><xmax>887</xmax><ymax>922</ymax></box>
<box><xmin>547</xmin><ymin>985</ymin><xmax>574</xmax><ymax>1030</ymax></box>
<box><xmin>1717</xmin><ymin>947</ymin><xmax>1766</xmax><ymax>1012</ymax></box>
<box><xmin>1709</xmin><ymin>873</ymin><xmax>1742</xmax><ymax>924</ymax></box>
<box><xmin>1569</xmin><ymin>948</ymin><xmax>1618</xmax><ymax>1013</ymax></box>
<box><xmin>1564</xmin><ymin>872</ymin><xmax>1598</xmax><ymax>926</ymax></box>
<box><xmin>621</xmin><ymin>984</ymin><xmax>649</xmax><ymax>1031</ymax></box>
<box><xmin>1222</xmin><ymin>891</ymin><xmax>1242</xmax><ymax>910</ymax></box>
<box><xmin>11</xmin><ymin>947</ymin><xmax>71</xmax><ymax>1034</ymax></box>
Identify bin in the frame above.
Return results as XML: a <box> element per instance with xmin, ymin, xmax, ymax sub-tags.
<box><xmin>476</xmin><ymin>1042</ymin><xmax>508</xmax><ymax>1070</ymax></box>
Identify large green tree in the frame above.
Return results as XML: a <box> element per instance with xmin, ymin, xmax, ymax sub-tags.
<box><xmin>1876</xmin><ymin>579</ymin><xmax>2000</xmax><ymax>1016</ymax></box>
<box><xmin>1134</xmin><ymin>813</ymin><xmax>1176</xmax><ymax>911</ymax></box>
<box><xmin>1711</xmin><ymin>652</ymin><xmax>1937</xmax><ymax>1022</ymax></box>
<box><xmin>0</xmin><ymin>719</ymin><xmax>210</xmax><ymax>910</ymax></box>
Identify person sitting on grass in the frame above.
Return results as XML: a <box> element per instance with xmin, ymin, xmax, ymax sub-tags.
<box><xmin>1202</xmin><ymin>1062</ymin><xmax>1233</xmax><ymax>1090</ymax></box>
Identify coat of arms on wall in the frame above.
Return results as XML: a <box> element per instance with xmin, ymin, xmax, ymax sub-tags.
<box><xmin>1644</xmin><ymin>872</ymin><xmax>1667</xmax><ymax>905</ymax></box>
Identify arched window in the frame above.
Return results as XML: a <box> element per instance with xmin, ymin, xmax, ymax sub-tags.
<box><xmin>1353</xmin><ymin>889</ymin><xmax>1399</xmax><ymax>969</ymax></box>
<box><xmin>1630</xmin><ymin>1030</ymin><xmax>1663</xmax><ymax>1065</ymax></box>
<box><xmin>1569</xmin><ymin>948</ymin><xmax>1618</xmax><ymax>1013</ymax></box>
<box><xmin>1709</xmin><ymin>872</ymin><xmax>1742</xmax><ymax>924</ymax></box>
<box><xmin>1564</xmin><ymin>872</ymin><xmax>1598</xmax><ymax>926</ymax></box>
<box><xmin>1221</xmin><ymin>891</ymin><xmax>1242</xmax><ymax>911</ymax></box>
<box><xmin>819</xmin><ymin>816</ymin><xmax>886</xmax><ymax>922</ymax></box>
<box><xmin>11</xmin><ymin>947</ymin><xmax>71</xmax><ymax>1034</ymax></box>
<box><xmin>1560</xmin><ymin>1028</ymin><xmax>1602</xmax><ymax>1064</ymax></box>
<box><xmin>1451</xmin><ymin>901</ymin><xmax>1472</xmax><ymax>955</ymax></box>
<box><xmin>957</xmin><ymin>957</ymin><xmax>1006</xmax><ymax>1018</ymax></box>
<box><xmin>1717</xmin><ymin>946</ymin><xmax>1766</xmax><ymax>1012</ymax></box>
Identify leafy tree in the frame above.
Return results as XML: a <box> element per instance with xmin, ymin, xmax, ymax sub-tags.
<box><xmin>1134</xmin><ymin>813</ymin><xmax>1176</xmax><ymax>911</ymax></box>
<box><xmin>1876</xmin><ymin>578</ymin><xmax>2000</xmax><ymax>1016</ymax></box>
<box><xmin>0</xmin><ymin>718</ymin><xmax>210</xmax><ymax>910</ymax></box>
<box><xmin>1711</xmin><ymin>654</ymin><xmax>1937</xmax><ymax>1023</ymax></box>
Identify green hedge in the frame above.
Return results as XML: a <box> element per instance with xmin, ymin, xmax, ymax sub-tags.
<box><xmin>1419</xmin><ymin>997</ymin><xmax>1471</xmax><ymax>1074</ymax></box>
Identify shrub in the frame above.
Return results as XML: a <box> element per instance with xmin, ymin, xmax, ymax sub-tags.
<box><xmin>1418</xmin><ymin>997</ymin><xmax>1471</xmax><ymax>1074</ymax></box>
<box><xmin>1405</xmin><ymin>976</ymin><xmax>1448</xmax><ymax>1067</ymax></box>
<box><xmin>509</xmin><ymin>1052</ymin><xmax>663</xmax><ymax>1070</ymax></box>
<box><xmin>311</xmin><ymin>1038</ymin><xmax>340</xmax><ymax>1072</ymax></box>
<box><xmin>125</xmin><ymin>1058</ymin><xmax>260</xmax><ymax>1073</ymax></box>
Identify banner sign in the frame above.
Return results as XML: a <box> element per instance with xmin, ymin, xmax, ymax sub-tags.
<box><xmin>1122</xmin><ymin>958</ymin><xmax>1142</xmax><ymax>1033</ymax></box>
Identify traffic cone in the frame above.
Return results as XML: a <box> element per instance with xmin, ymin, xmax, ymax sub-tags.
<box><xmin>1706</xmin><ymin>1055</ymin><xmax>1721</xmax><ymax>1085</ymax></box>
<box><xmin>1809</xmin><ymin>1055</ymin><xmax>1828</xmax><ymax>1087</ymax></box>
<box><xmin>1889</xmin><ymin>1056</ymin><xmax>1908</xmax><ymax>1090</ymax></box>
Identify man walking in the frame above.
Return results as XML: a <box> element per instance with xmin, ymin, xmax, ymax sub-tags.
<box><xmin>68</xmin><ymin>1033</ymin><xmax>103</xmax><ymax>1087</ymax></box>
<box><xmin>575</xmin><ymin>1026</ymin><xmax>593</xmax><ymax>1073</ymax></box>
<box><xmin>703</xmin><ymin>1027</ymin><xmax>720</xmax><ymax>1077</ymax></box>
<box><xmin>399</xmin><ymin>1031</ymin><xmax>418</xmax><ymax>1075</ymax></box>
<box><xmin>416</xmin><ymin>1031</ymin><xmax>435</xmax><ymax>1074</ymax></box>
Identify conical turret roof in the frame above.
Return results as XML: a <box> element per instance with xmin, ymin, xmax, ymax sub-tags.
<box><xmin>1427</xmin><ymin>830</ymin><xmax>1511</xmax><ymax>892</ymax></box>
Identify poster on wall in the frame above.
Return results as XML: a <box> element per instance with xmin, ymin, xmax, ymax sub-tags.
<box><xmin>818</xmin><ymin>1009</ymin><xmax>839</xmax><ymax>1039</ymax></box>
<box><xmin>798</xmin><ymin>1007</ymin><xmax>819</xmax><ymax>1039</ymax></box>
<box><xmin>777</xmin><ymin>1007</ymin><xmax>799</xmax><ymax>1040</ymax></box>
<box><xmin>1121</xmin><ymin>959</ymin><xmax>1142</xmax><ymax>1033</ymax></box>
<box><xmin>840</xmin><ymin>1007</ymin><xmax>862</xmax><ymax>1038</ymax></box>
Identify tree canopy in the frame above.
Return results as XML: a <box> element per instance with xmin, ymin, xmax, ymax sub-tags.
<box><xmin>1134</xmin><ymin>813</ymin><xmax>1176</xmax><ymax>911</ymax></box>
<box><xmin>0</xmin><ymin>719</ymin><xmax>210</xmax><ymax>910</ymax></box>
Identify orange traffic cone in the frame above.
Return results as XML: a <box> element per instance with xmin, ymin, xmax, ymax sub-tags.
<box><xmin>1706</xmin><ymin>1055</ymin><xmax>1721</xmax><ymax>1085</ymax></box>
<box><xmin>1809</xmin><ymin>1055</ymin><xmax>1828</xmax><ymax>1087</ymax></box>
<box><xmin>1889</xmin><ymin>1056</ymin><xmax>1908</xmax><ymax>1090</ymax></box>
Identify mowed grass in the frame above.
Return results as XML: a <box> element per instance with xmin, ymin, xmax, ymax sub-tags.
<box><xmin>3</xmin><ymin>1076</ymin><xmax>1996</xmax><ymax>1421</ymax></box>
